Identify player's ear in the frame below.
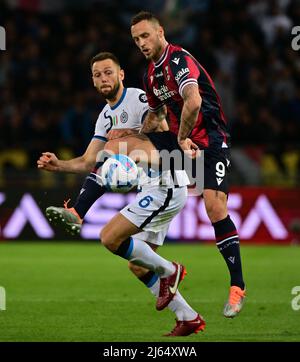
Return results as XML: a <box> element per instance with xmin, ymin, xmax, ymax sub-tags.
<box><xmin>158</xmin><ymin>25</ymin><xmax>164</xmax><ymax>38</ymax></box>
<box><xmin>120</xmin><ymin>69</ymin><xmax>125</xmax><ymax>81</ymax></box>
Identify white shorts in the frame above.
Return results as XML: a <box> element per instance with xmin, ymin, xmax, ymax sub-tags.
<box><xmin>120</xmin><ymin>185</ymin><xmax>188</xmax><ymax>246</ymax></box>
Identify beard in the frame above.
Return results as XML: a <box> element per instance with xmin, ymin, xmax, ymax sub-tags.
<box><xmin>98</xmin><ymin>81</ymin><xmax>120</xmax><ymax>101</ymax></box>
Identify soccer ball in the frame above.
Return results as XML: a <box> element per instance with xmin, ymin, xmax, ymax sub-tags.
<box><xmin>101</xmin><ymin>154</ymin><xmax>139</xmax><ymax>193</ymax></box>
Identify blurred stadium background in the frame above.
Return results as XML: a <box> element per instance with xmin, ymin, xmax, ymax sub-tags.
<box><xmin>0</xmin><ymin>0</ymin><xmax>300</xmax><ymax>340</ymax></box>
<box><xmin>0</xmin><ymin>0</ymin><xmax>299</xmax><ymax>243</ymax></box>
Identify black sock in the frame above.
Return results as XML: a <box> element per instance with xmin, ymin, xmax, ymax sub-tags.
<box><xmin>139</xmin><ymin>271</ymin><xmax>159</xmax><ymax>288</ymax></box>
<box><xmin>213</xmin><ymin>215</ymin><xmax>245</xmax><ymax>289</ymax></box>
<box><xmin>114</xmin><ymin>237</ymin><xmax>133</xmax><ymax>259</ymax></box>
<box><xmin>73</xmin><ymin>152</ymin><xmax>113</xmax><ymax>218</ymax></box>
<box><xmin>73</xmin><ymin>172</ymin><xmax>105</xmax><ymax>219</ymax></box>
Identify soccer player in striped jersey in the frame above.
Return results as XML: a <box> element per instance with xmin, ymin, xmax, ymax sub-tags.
<box><xmin>130</xmin><ymin>11</ymin><xmax>246</xmax><ymax>318</ymax></box>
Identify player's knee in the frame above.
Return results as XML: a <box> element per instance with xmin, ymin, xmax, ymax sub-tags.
<box><xmin>100</xmin><ymin>227</ymin><xmax>115</xmax><ymax>250</ymax></box>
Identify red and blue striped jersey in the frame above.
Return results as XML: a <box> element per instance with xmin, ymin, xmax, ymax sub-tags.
<box><xmin>143</xmin><ymin>43</ymin><xmax>230</xmax><ymax>149</ymax></box>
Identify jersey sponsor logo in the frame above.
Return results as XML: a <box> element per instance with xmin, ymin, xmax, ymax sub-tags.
<box><xmin>153</xmin><ymin>84</ymin><xmax>176</xmax><ymax>101</ymax></box>
<box><xmin>120</xmin><ymin>110</ymin><xmax>128</xmax><ymax>124</ymax></box>
<box><xmin>139</xmin><ymin>93</ymin><xmax>148</xmax><ymax>103</ymax></box>
<box><xmin>175</xmin><ymin>67</ymin><xmax>190</xmax><ymax>82</ymax></box>
<box><xmin>172</xmin><ymin>57</ymin><xmax>180</xmax><ymax>65</ymax></box>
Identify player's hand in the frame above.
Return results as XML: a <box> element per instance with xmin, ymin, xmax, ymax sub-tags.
<box><xmin>107</xmin><ymin>129</ymin><xmax>139</xmax><ymax>140</ymax></box>
<box><xmin>37</xmin><ymin>152</ymin><xmax>60</xmax><ymax>172</ymax></box>
<box><xmin>178</xmin><ymin>138</ymin><xmax>200</xmax><ymax>159</ymax></box>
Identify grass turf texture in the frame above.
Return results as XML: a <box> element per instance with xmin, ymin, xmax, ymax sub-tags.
<box><xmin>0</xmin><ymin>242</ymin><xmax>299</xmax><ymax>342</ymax></box>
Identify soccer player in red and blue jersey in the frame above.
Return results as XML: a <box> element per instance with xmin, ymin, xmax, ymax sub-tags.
<box><xmin>131</xmin><ymin>11</ymin><xmax>246</xmax><ymax>318</ymax></box>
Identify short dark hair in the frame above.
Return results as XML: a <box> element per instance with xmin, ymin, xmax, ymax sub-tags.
<box><xmin>90</xmin><ymin>52</ymin><xmax>120</xmax><ymax>69</ymax></box>
<box><xmin>131</xmin><ymin>11</ymin><xmax>161</xmax><ymax>27</ymax></box>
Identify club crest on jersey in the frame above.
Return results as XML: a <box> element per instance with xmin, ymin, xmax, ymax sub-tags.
<box><xmin>150</xmin><ymin>75</ymin><xmax>154</xmax><ymax>83</ymax></box>
<box><xmin>120</xmin><ymin>110</ymin><xmax>128</xmax><ymax>123</ymax></box>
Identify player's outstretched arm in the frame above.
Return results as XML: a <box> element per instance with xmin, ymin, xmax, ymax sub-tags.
<box><xmin>37</xmin><ymin>139</ymin><xmax>105</xmax><ymax>174</ymax></box>
<box><xmin>107</xmin><ymin>128</ymin><xmax>140</xmax><ymax>141</ymax></box>
<box><xmin>37</xmin><ymin>152</ymin><xmax>60</xmax><ymax>172</ymax></box>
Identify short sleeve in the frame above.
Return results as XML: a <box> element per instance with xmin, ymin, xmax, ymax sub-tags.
<box><xmin>169</xmin><ymin>52</ymin><xmax>200</xmax><ymax>97</ymax></box>
<box><xmin>93</xmin><ymin>113</ymin><xmax>108</xmax><ymax>142</ymax></box>
<box><xmin>134</xmin><ymin>91</ymin><xmax>149</xmax><ymax>124</ymax></box>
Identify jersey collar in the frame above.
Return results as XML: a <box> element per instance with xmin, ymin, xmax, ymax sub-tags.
<box><xmin>154</xmin><ymin>43</ymin><xmax>170</xmax><ymax>68</ymax></box>
<box><xmin>110</xmin><ymin>88</ymin><xmax>127</xmax><ymax>110</ymax></box>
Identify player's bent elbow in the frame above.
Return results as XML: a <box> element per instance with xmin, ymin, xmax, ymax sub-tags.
<box><xmin>85</xmin><ymin>160</ymin><xmax>96</xmax><ymax>172</ymax></box>
<box><xmin>103</xmin><ymin>139</ymin><xmax>119</xmax><ymax>154</ymax></box>
<box><xmin>189</xmin><ymin>102</ymin><xmax>201</xmax><ymax>115</ymax></box>
<box><xmin>185</xmin><ymin>95</ymin><xmax>201</xmax><ymax>114</ymax></box>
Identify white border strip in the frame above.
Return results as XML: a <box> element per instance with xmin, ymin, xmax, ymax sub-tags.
<box><xmin>216</xmin><ymin>235</ymin><xmax>239</xmax><ymax>246</ymax></box>
<box><xmin>155</xmin><ymin>44</ymin><xmax>170</xmax><ymax>68</ymax></box>
<box><xmin>179</xmin><ymin>79</ymin><xmax>198</xmax><ymax>97</ymax></box>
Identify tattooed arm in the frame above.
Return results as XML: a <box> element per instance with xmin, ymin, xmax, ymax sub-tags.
<box><xmin>141</xmin><ymin>105</ymin><xmax>169</xmax><ymax>133</ymax></box>
<box><xmin>177</xmin><ymin>84</ymin><xmax>202</xmax><ymax>157</ymax></box>
<box><xmin>178</xmin><ymin>83</ymin><xmax>202</xmax><ymax>141</ymax></box>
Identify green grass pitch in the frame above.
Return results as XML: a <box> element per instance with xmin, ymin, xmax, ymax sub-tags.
<box><xmin>0</xmin><ymin>242</ymin><xmax>300</xmax><ymax>342</ymax></box>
